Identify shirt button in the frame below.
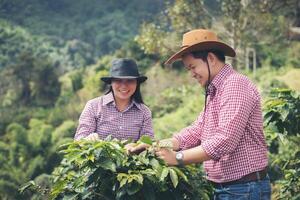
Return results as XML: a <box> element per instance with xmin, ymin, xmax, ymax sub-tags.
<box><xmin>119</xmin><ymin>126</ymin><xmax>122</xmax><ymax>129</ymax></box>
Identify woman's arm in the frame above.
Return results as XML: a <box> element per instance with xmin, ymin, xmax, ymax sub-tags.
<box><xmin>74</xmin><ymin>101</ymin><xmax>97</xmax><ymax>140</ymax></box>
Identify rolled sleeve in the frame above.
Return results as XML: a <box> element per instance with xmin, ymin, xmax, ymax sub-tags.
<box><xmin>201</xmin><ymin>79</ymin><xmax>257</xmax><ymax>160</ymax></box>
<box><xmin>173</xmin><ymin>112</ymin><xmax>204</xmax><ymax>150</ymax></box>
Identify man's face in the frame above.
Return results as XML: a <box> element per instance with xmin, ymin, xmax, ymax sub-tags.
<box><xmin>182</xmin><ymin>54</ymin><xmax>209</xmax><ymax>87</ymax></box>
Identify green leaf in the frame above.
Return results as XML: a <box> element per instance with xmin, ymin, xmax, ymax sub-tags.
<box><xmin>281</xmin><ymin>105</ymin><xmax>290</xmax><ymax>121</ymax></box>
<box><xmin>116</xmin><ymin>188</ymin><xmax>126</xmax><ymax>200</ymax></box>
<box><xmin>139</xmin><ymin>135</ymin><xmax>153</xmax><ymax>145</ymax></box>
<box><xmin>19</xmin><ymin>180</ymin><xmax>35</xmax><ymax>193</ymax></box>
<box><xmin>50</xmin><ymin>180</ymin><xmax>68</xmax><ymax>199</ymax></box>
<box><xmin>63</xmin><ymin>194</ymin><xmax>79</xmax><ymax>200</ymax></box>
<box><xmin>87</xmin><ymin>154</ymin><xmax>95</xmax><ymax>162</ymax></box>
<box><xmin>135</xmin><ymin>174</ymin><xmax>143</xmax><ymax>185</ymax></box>
<box><xmin>160</xmin><ymin>167</ymin><xmax>169</xmax><ymax>182</ymax></box>
<box><xmin>140</xmin><ymin>168</ymin><xmax>156</xmax><ymax>175</ymax></box>
<box><xmin>126</xmin><ymin>181</ymin><xmax>142</xmax><ymax>195</ymax></box>
<box><xmin>119</xmin><ymin>177</ymin><xmax>127</xmax><ymax>188</ymax></box>
<box><xmin>172</xmin><ymin>167</ymin><xmax>188</xmax><ymax>182</ymax></box>
<box><xmin>150</xmin><ymin>158</ymin><xmax>160</xmax><ymax>169</ymax></box>
<box><xmin>99</xmin><ymin>159</ymin><xmax>116</xmax><ymax>172</ymax></box>
<box><xmin>138</xmin><ymin>154</ymin><xmax>150</xmax><ymax>165</ymax></box>
<box><xmin>169</xmin><ymin>168</ymin><xmax>179</xmax><ymax>188</ymax></box>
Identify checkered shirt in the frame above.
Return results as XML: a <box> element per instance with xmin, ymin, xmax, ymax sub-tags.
<box><xmin>74</xmin><ymin>92</ymin><xmax>154</xmax><ymax>141</ymax></box>
<box><xmin>174</xmin><ymin>64</ymin><xmax>268</xmax><ymax>183</ymax></box>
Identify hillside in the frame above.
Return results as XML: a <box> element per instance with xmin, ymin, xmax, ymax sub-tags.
<box><xmin>0</xmin><ymin>0</ymin><xmax>165</xmax><ymax>70</ymax></box>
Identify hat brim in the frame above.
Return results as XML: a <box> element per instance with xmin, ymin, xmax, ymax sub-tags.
<box><xmin>165</xmin><ymin>41</ymin><xmax>236</xmax><ymax>65</ymax></box>
<box><xmin>101</xmin><ymin>76</ymin><xmax>147</xmax><ymax>84</ymax></box>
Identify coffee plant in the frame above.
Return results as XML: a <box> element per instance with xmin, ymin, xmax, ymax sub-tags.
<box><xmin>263</xmin><ymin>88</ymin><xmax>300</xmax><ymax>199</ymax></box>
<box><xmin>21</xmin><ymin>136</ymin><xmax>212</xmax><ymax>200</ymax></box>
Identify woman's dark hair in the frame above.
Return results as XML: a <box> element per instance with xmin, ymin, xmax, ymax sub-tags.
<box><xmin>190</xmin><ymin>49</ymin><xmax>225</xmax><ymax>62</ymax></box>
<box><xmin>105</xmin><ymin>82</ymin><xmax>144</xmax><ymax>104</ymax></box>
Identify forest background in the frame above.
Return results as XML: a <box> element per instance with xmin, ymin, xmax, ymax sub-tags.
<box><xmin>0</xmin><ymin>0</ymin><xmax>299</xmax><ymax>199</ymax></box>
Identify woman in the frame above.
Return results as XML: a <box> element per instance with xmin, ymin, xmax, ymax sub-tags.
<box><xmin>74</xmin><ymin>58</ymin><xmax>154</xmax><ymax>141</ymax></box>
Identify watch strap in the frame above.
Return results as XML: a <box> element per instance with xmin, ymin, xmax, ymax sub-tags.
<box><xmin>176</xmin><ymin>151</ymin><xmax>184</xmax><ymax>166</ymax></box>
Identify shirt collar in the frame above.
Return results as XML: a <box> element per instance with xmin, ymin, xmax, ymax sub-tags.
<box><xmin>102</xmin><ymin>92</ymin><xmax>115</xmax><ymax>105</ymax></box>
<box><xmin>210</xmin><ymin>64</ymin><xmax>234</xmax><ymax>90</ymax></box>
<box><xmin>206</xmin><ymin>84</ymin><xmax>216</xmax><ymax>97</ymax></box>
<box><xmin>102</xmin><ymin>91</ymin><xmax>142</xmax><ymax>110</ymax></box>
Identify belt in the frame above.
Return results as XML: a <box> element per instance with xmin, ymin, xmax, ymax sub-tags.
<box><xmin>210</xmin><ymin>168</ymin><xmax>268</xmax><ymax>188</ymax></box>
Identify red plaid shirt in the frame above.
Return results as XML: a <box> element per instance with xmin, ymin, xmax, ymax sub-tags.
<box><xmin>174</xmin><ymin>64</ymin><xmax>268</xmax><ymax>183</ymax></box>
<box><xmin>75</xmin><ymin>92</ymin><xmax>154</xmax><ymax>141</ymax></box>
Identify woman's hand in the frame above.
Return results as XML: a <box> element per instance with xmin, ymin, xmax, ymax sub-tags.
<box><xmin>84</xmin><ymin>133</ymin><xmax>100</xmax><ymax>141</ymax></box>
<box><xmin>155</xmin><ymin>148</ymin><xmax>178</xmax><ymax>166</ymax></box>
<box><xmin>125</xmin><ymin>143</ymin><xmax>150</xmax><ymax>154</ymax></box>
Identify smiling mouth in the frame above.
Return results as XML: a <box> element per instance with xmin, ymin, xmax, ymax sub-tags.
<box><xmin>119</xmin><ymin>90</ymin><xmax>129</xmax><ymax>94</ymax></box>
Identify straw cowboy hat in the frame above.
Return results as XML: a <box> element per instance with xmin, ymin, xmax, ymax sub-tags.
<box><xmin>101</xmin><ymin>58</ymin><xmax>147</xmax><ymax>84</ymax></box>
<box><xmin>165</xmin><ymin>29</ymin><xmax>236</xmax><ymax>65</ymax></box>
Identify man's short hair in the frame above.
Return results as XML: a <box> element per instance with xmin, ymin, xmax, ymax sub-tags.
<box><xmin>188</xmin><ymin>49</ymin><xmax>226</xmax><ymax>62</ymax></box>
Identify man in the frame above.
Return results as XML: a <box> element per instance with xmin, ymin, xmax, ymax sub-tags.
<box><xmin>128</xmin><ymin>29</ymin><xmax>271</xmax><ymax>199</ymax></box>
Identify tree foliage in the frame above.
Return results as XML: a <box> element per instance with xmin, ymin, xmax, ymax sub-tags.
<box><xmin>0</xmin><ymin>19</ymin><xmax>94</xmax><ymax>71</ymax></box>
<box><xmin>135</xmin><ymin>0</ymin><xmax>296</xmax><ymax>69</ymax></box>
<box><xmin>0</xmin><ymin>0</ymin><xmax>165</xmax><ymax>65</ymax></box>
<box><xmin>0</xmin><ymin>120</ymin><xmax>73</xmax><ymax>199</ymax></box>
<box><xmin>0</xmin><ymin>52</ymin><xmax>61</xmax><ymax>107</ymax></box>
<box><xmin>263</xmin><ymin>89</ymin><xmax>300</xmax><ymax>199</ymax></box>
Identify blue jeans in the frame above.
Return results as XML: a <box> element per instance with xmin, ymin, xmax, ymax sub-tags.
<box><xmin>213</xmin><ymin>176</ymin><xmax>271</xmax><ymax>200</ymax></box>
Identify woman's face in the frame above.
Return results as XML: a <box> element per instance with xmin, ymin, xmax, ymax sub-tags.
<box><xmin>111</xmin><ymin>78</ymin><xmax>137</xmax><ymax>102</ymax></box>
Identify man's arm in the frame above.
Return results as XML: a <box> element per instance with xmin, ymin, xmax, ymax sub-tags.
<box><xmin>173</xmin><ymin>112</ymin><xmax>204</xmax><ymax>150</ymax></box>
<box><xmin>155</xmin><ymin>144</ymin><xmax>211</xmax><ymax>165</ymax></box>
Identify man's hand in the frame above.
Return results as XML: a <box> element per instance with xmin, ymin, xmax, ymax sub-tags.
<box><xmin>155</xmin><ymin>148</ymin><xmax>178</xmax><ymax>166</ymax></box>
<box><xmin>156</xmin><ymin>138</ymin><xmax>180</xmax><ymax>151</ymax></box>
<box><xmin>125</xmin><ymin>143</ymin><xmax>150</xmax><ymax>154</ymax></box>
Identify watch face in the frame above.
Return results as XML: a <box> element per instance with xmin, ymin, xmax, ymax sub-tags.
<box><xmin>176</xmin><ymin>152</ymin><xmax>183</xmax><ymax>160</ymax></box>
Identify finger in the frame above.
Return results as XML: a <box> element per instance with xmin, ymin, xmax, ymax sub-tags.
<box><xmin>124</xmin><ymin>143</ymin><xmax>134</xmax><ymax>150</ymax></box>
<box><xmin>155</xmin><ymin>150</ymin><xmax>164</xmax><ymax>157</ymax></box>
<box><xmin>155</xmin><ymin>151</ymin><xmax>160</xmax><ymax>156</ymax></box>
<box><xmin>91</xmin><ymin>135</ymin><xmax>98</xmax><ymax>141</ymax></box>
<box><xmin>130</xmin><ymin>143</ymin><xmax>149</xmax><ymax>154</ymax></box>
<box><xmin>157</xmin><ymin>155</ymin><xmax>164</xmax><ymax>160</ymax></box>
<box><xmin>85</xmin><ymin>136</ymin><xmax>93</xmax><ymax>141</ymax></box>
<box><xmin>135</xmin><ymin>143</ymin><xmax>148</xmax><ymax>150</ymax></box>
<box><xmin>154</xmin><ymin>146</ymin><xmax>160</xmax><ymax>152</ymax></box>
<box><xmin>126</xmin><ymin>147</ymin><xmax>132</xmax><ymax>154</ymax></box>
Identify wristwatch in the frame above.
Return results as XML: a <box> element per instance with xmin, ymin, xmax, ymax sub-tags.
<box><xmin>175</xmin><ymin>151</ymin><xmax>184</xmax><ymax>166</ymax></box>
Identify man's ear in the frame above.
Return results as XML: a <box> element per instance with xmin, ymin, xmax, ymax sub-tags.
<box><xmin>207</xmin><ymin>52</ymin><xmax>216</xmax><ymax>66</ymax></box>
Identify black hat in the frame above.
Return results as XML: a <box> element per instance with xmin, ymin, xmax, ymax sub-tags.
<box><xmin>101</xmin><ymin>58</ymin><xmax>147</xmax><ymax>84</ymax></box>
